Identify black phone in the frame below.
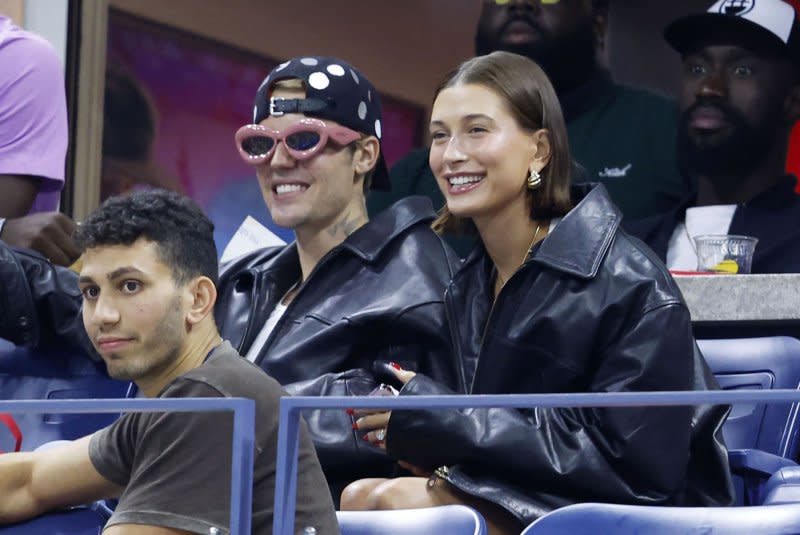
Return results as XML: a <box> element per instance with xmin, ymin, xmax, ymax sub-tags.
<box><xmin>371</xmin><ymin>360</ymin><xmax>406</xmax><ymax>390</ymax></box>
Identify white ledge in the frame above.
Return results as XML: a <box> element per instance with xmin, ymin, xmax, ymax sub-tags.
<box><xmin>674</xmin><ymin>274</ymin><xmax>800</xmax><ymax>323</ymax></box>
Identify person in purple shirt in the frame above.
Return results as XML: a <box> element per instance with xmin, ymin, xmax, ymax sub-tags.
<box><xmin>0</xmin><ymin>15</ymin><xmax>79</xmax><ymax>266</ymax></box>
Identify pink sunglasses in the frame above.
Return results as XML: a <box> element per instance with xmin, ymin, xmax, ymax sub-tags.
<box><xmin>235</xmin><ymin>118</ymin><xmax>361</xmax><ymax>165</ymax></box>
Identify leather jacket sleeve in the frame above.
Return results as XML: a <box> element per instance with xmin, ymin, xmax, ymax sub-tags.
<box><xmin>282</xmin><ymin>307</ymin><xmax>458</xmax><ymax>484</ymax></box>
<box><xmin>388</xmin><ymin>304</ymin><xmax>461</xmax><ymax>393</ymax></box>
<box><xmin>0</xmin><ymin>241</ymin><xmax>95</xmax><ymax>357</ymax></box>
<box><xmin>283</xmin><ymin>368</ymin><xmax>394</xmax><ymax>478</ymax></box>
<box><xmin>386</xmin><ymin>302</ymin><xmax>698</xmax><ymax>504</ymax></box>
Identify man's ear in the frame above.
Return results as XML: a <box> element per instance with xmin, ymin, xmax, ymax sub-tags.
<box><xmin>185</xmin><ymin>276</ymin><xmax>217</xmax><ymax>326</ymax></box>
<box><xmin>353</xmin><ymin>136</ymin><xmax>380</xmax><ymax>177</ymax></box>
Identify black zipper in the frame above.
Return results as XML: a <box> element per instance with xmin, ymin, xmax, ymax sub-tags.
<box><xmin>444</xmin><ymin>466</ymin><xmax>527</xmax><ymax>523</ymax></box>
<box><xmin>469</xmin><ymin>256</ymin><xmax>537</xmax><ymax>393</ymax></box>
<box><xmin>444</xmin><ymin>284</ymin><xmax>469</xmax><ymax>394</ymax></box>
<box><xmin>429</xmin><ymin>464</ymin><xmax>524</xmax><ymax>523</ymax></box>
<box><xmin>427</xmin><ymin>465</ymin><xmax>451</xmax><ymax>489</ymax></box>
<box><xmin>469</xmin><ymin>268</ymin><xmax>506</xmax><ymax>393</ymax></box>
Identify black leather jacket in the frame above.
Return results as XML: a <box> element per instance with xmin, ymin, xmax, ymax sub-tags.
<box><xmin>386</xmin><ymin>184</ymin><xmax>735</xmax><ymax>526</ymax></box>
<box><xmin>214</xmin><ymin>197</ymin><xmax>462</xmax><ymax>488</ymax></box>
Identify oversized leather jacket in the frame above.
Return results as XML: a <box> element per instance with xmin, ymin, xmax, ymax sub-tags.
<box><xmin>216</xmin><ymin>196</ymin><xmax>461</xmax><ymax>487</ymax></box>
<box><xmin>386</xmin><ymin>184</ymin><xmax>735</xmax><ymax>526</ymax></box>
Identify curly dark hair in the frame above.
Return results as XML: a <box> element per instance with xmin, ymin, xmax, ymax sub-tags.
<box><xmin>74</xmin><ymin>190</ymin><xmax>218</xmax><ymax>287</ymax></box>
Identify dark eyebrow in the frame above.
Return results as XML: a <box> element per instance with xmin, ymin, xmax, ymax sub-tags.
<box><xmin>107</xmin><ymin>266</ymin><xmax>143</xmax><ymax>281</ymax></box>
<box><xmin>463</xmin><ymin>114</ymin><xmax>494</xmax><ymax>122</ymax></box>
<box><xmin>430</xmin><ymin>114</ymin><xmax>495</xmax><ymax>128</ymax></box>
<box><xmin>78</xmin><ymin>266</ymin><xmax>143</xmax><ymax>285</ymax></box>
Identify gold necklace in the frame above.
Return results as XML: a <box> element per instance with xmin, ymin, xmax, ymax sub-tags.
<box><xmin>496</xmin><ymin>221</ymin><xmax>544</xmax><ymax>288</ymax></box>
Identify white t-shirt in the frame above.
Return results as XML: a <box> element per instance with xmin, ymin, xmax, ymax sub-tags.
<box><xmin>244</xmin><ymin>301</ymin><xmax>288</xmax><ymax>363</ymax></box>
<box><xmin>666</xmin><ymin>205</ymin><xmax>737</xmax><ymax>271</ymax></box>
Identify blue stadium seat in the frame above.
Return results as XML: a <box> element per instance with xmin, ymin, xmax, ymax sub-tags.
<box><xmin>0</xmin><ymin>339</ymin><xmax>132</xmax><ymax>450</ymax></box>
<box><xmin>698</xmin><ymin>336</ymin><xmax>800</xmax><ymax>504</ymax></box>
<box><xmin>698</xmin><ymin>337</ymin><xmax>800</xmax><ymax>459</ymax></box>
<box><xmin>0</xmin><ymin>507</ymin><xmax>107</xmax><ymax>535</ymax></box>
<box><xmin>763</xmin><ymin>465</ymin><xmax>800</xmax><ymax>505</ymax></box>
<box><xmin>520</xmin><ymin>502</ymin><xmax>800</xmax><ymax>534</ymax></box>
<box><xmin>337</xmin><ymin>505</ymin><xmax>487</xmax><ymax>535</ymax></box>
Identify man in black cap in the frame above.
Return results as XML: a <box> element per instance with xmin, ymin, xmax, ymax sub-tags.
<box><xmin>369</xmin><ymin>0</ymin><xmax>690</xmax><ymax>255</ymax></box>
<box><xmin>628</xmin><ymin>0</ymin><xmax>800</xmax><ymax>273</ymax></box>
<box><xmin>220</xmin><ymin>57</ymin><xmax>460</xmax><ymax>497</ymax></box>
<box><xmin>0</xmin><ymin>56</ymin><xmax>460</xmax><ymax>502</ymax></box>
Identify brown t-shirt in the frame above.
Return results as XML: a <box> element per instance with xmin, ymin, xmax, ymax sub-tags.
<box><xmin>89</xmin><ymin>341</ymin><xmax>339</xmax><ymax>534</ymax></box>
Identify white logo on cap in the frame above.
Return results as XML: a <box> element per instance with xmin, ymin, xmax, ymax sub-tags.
<box><xmin>708</xmin><ymin>0</ymin><xmax>794</xmax><ymax>44</ymax></box>
<box><xmin>718</xmin><ymin>0</ymin><xmax>755</xmax><ymax>17</ymax></box>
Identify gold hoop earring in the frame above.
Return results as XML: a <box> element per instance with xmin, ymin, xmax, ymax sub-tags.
<box><xmin>527</xmin><ymin>168</ymin><xmax>542</xmax><ymax>190</ymax></box>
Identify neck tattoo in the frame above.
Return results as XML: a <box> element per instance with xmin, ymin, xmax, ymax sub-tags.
<box><xmin>496</xmin><ymin>221</ymin><xmax>545</xmax><ymax>289</ymax></box>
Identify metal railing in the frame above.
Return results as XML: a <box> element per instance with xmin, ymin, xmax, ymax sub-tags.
<box><xmin>0</xmin><ymin>397</ymin><xmax>255</xmax><ymax>535</ymax></box>
<box><xmin>273</xmin><ymin>389</ymin><xmax>800</xmax><ymax>535</ymax></box>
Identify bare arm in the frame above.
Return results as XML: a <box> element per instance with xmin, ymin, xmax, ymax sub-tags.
<box><xmin>0</xmin><ymin>175</ymin><xmax>80</xmax><ymax>266</ymax></box>
<box><xmin>0</xmin><ymin>436</ymin><xmax>122</xmax><ymax>524</ymax></box>
<box><xmin>0</xmin><ymin>211</ymin><xmax>80</xmax><ymax>266</ymax></box>
<box><xmin>0</xmin><ymin>174</ymin><xmax>39</xmax><ymax>217</ymax></box>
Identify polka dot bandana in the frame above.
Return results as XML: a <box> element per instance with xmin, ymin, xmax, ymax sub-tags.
<box><xmin>252</xmin><ymin>56</ymin><xmax>390</xmax><ymax>190</ymax></box>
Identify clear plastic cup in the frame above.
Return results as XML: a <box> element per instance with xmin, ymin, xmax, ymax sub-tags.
<box><xmin>693</xmin><ymin>235</ymin><xmax>759</xmax><ymax>274</ymax></box>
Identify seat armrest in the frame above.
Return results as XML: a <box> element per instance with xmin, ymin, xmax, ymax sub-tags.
<box><xmin>728</xmin><ymin>449</ymin><xmax>798</xmax><ymax>478</ymax></box>
<box><xmin>763</xmin><ymin>466</ymin><xmax>800</xmax><ymax>505</ymax></box>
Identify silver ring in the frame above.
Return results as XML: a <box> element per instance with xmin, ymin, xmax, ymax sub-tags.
<box><xmin>375</xmin><ymin>428</ymin><xmax>386</xmax><ymax>442</ymax></box>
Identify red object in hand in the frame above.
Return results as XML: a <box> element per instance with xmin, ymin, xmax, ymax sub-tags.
<box><xmin>389</xmin><ymin>361</ymin><xmax>402</xmax><ymax>370</ymax></box>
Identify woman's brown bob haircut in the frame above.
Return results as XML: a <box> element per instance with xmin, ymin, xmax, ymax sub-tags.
<box><xmin>431</xmin><ymin>51</ymin><xmax>573</xmax><ymax>235</ymax></box>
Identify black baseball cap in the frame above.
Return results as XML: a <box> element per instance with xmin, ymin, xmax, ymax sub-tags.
<box><xmin>252</xmin><ymin>56</ymin><xmax>390</xmax><ymax>191</ymax></box>
<box><xmin>665</xmin><ymin>0</ymin><xmax>800</xmax><ymax>65</ymax></box>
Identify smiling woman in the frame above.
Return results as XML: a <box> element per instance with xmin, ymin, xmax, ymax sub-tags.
<box><xmin>429</xmin><ymin>53</ymin><xmax>572</xmax><ymax>258</ymax></box>
<box><xmin>341</xmin><ymin>51</ymin><xmax>734</xmax><ymax>535</ymax></box>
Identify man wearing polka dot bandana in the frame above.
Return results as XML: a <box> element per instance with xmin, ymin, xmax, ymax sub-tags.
<box><xmin>219</xmin><ymin>56</ymin><xmax>461</xmax><ymax>501</ymax></box>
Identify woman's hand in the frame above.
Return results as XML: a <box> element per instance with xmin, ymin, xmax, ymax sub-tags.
<box><xmin>351</xmin><ymin>364</ymin><xmax>416</xmax><ymax>449</ymax></box>
<box><xmin>355</xmin><ymin>411</ymin><xmax>392</xmax><ymax>448</ymax></box>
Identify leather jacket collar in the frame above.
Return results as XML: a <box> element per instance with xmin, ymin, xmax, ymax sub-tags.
<box><xmin>534</xmin><ymin>183</ymin><xmax>621</xmax><ymax>279</ymax></box>
<box><xmin>342</xmin><ymin>196</ymin><xmax>437</xmax><ymax>262</ymax></box>
<box><xmin>234</xmin><ymin>196</ymin><xmax>437</xmax><ymax>275</ymax></box>
<box><xmin>459</xmin><ymin>183</ymin><xmax>621</xmax><ymax>281</ymax></box>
